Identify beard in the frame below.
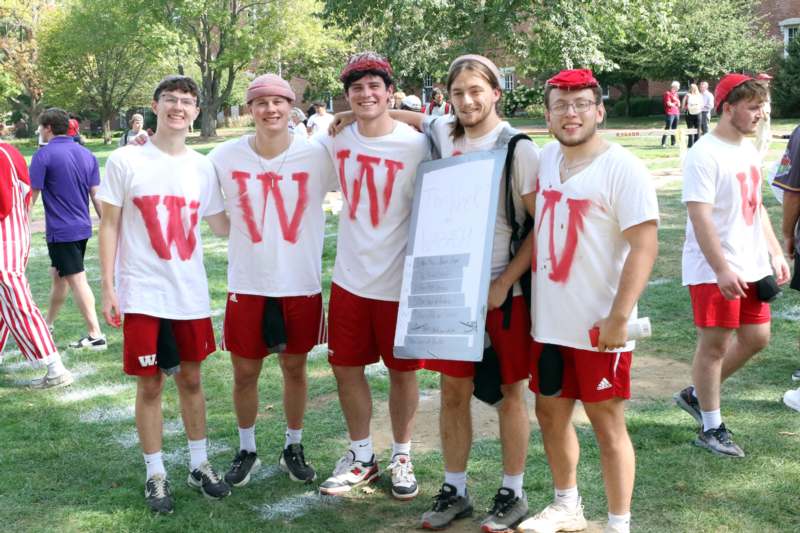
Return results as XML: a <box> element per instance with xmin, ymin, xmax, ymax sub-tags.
<box><xmin>552</xmin><ymin>120</ymin><xmax>598</xmax><ymax>147</ymax></box>
<box><xmin>456</xmin><ymin>104</ymin><xmax>493</xmax><ymax>128</ymax></box>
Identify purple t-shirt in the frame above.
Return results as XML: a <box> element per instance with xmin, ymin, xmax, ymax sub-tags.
<box><xmin>30</xmin><ymin>136</ymin><xmax>100</xmax><ymax>243</ymax></box>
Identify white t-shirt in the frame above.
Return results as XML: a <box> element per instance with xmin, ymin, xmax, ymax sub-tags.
<box><xmin>531</xmin><ymin>141</ymin><xmax>659</xmax><ymax>351</ymax></box>
<box><xmin>97</xmin><ymin>143</ymin><xmax>225</xmax><ymax>319</ymax></box>
<box><xmin>307</xmin><ymin>113</ymin><xmax>334</xmax><ymax>136</ymax></box>
<box><xmin>682</xmin><ymin>133</ymin><xmax>771</xmax><ymax>285</ymax></box>
<box><xmin>318</xmin><ymin>121</ymin><xmax>429</xmax><ymax>301</ymax></box>
<box><xmin>208</xmin><ymin>135</ymin><xmax>337</xmax><ymax>296</ymax></box>
<box><xmin>424</xmin><ymin>116</ymin><xmax>539</xmax><ymax>291</ymax></box>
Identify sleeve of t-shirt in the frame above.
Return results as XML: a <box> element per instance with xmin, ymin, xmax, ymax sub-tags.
<box><xmin>614</xmin><ymin>156</ymin><xmax>660</xmax><ymax>231</ymax></box>
<box><xmin>682</xmin><ymin>150</ymin><xmax>716</xmax><ymax>205</ymax></box>
<box><xmin>89</xmin><ymin>155</ymin><xmax>100</xmax><ymax>187</ymax></box>
<box><xmin>513</xmin><ymin>140</ymin><xmax>540</xmax><ymax>197</ymax></box>
<box><xmin>28</xmin><ymin>149</ymin><xmax>47</xmax><ymax>190</ymax></box>
<box><xmin>773</xmin><ymin>127</ymin><xmax>800</xmax><ymax>191</ymax></box>
<box><xmin>201</xmin><ymin>161</ymin><xmax>225</xmax><ymax>217</ymax></box>
<box><xmin>96</xmin><ymin>152</ymin><xmax>128</xmax><ymax>207</ymax></box>
<box><xmin>421</xmin><ymin>115</ymin><xmax>441</xmax><ymax>157</ymax></box>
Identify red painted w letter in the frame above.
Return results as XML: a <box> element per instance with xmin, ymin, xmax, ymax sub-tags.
<box><xmin>133</xmin><ymin>195</ymin><xmax>200</xmax><ymax>260</ymax></box>
<box><xmin>533</xmin><ymin>190</ymin><xmax>591</xmax><ymax>283</ymax></box>
<box><xmin>232</xmin><ymin>170</ymin><xmax>310</xmax><ymax>243</ymax></box>
<box><xmin>336</xmin><ymin>150</ymin><xmax>403</xmax><ymax>227</ymax></box>
<box><xmin>736</xmin><ymin>165</ymin><xmax>761</xmax><ymax>226</ymax></box>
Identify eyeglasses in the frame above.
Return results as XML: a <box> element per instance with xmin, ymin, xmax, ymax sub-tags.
<box><xmin>160</xmin><ymin>95</ymin><xmax>197</xmax><ymax>107</ymax></box>
<box><xmin>549</xmin><ymin>99</ymin><xmax>596</xmax><ymax>115</ymax></box>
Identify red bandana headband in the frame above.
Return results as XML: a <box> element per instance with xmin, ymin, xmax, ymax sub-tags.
<box><xmin>546</xmin><ymin>69</ymin><xmax>599</xmax><ymax>90</ymax></box>
<box><xmin>340</xmin><ymin>52</ymin><xmax>394</xmax><ymax>81</ymax></box>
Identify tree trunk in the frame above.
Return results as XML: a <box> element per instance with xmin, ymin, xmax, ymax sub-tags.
<box><xmin>624</xmin><ymin>81</ymin><xmax>635</xmax><ymax>117</ymax></box>
<box><xmin>103</xmin><ymin>115</ymin><xmax>113</xmax><ymax>144</ymax></box>
<box><xmin>200</xmin><ymin>106</ymin><xmax>217</xmax><ymax>138</ymax></box>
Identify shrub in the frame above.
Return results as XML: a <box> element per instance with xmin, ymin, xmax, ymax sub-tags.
<box><xmin>503</xmin><ymin>84</ymin><xmax>543</xmax><ymax>116</ymax></box>
<box><xmin>773</xmin><ymin>37</ymin><xmax>800</xmax><ymax>118</ymax></box>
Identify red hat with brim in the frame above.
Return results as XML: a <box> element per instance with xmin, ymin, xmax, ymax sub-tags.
<box><xmin>340</xmin><ymin>52</ymin><xmax>393</xmax><ymax>82</ymax></box>
<box><xmin>714</xmin><ymin>73</ymin><xmax>753</xmax><ymax>113</ymax></box>
<box><xmin>546</xmin><ymin>69</ymin><xmax>599</xmax><ymax>90</ymax></box>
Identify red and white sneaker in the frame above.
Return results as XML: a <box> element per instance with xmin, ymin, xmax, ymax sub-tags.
<box><xmin>319</xmin><ymin>450</ymin><xmax>379</xmax><ymax>495</ymax></box>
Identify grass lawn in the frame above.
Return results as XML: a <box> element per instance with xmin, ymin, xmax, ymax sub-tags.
<box><xmin>1</xmin><ymin>124</ymin><xmax>799</xmax><ymax>532</ymax></box>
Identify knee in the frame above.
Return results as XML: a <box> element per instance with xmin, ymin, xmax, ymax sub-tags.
<box><xmin>233</xmin><ymin>368</ymin><xmax>260</xmax><ymax>390</ymax></box>
<box><xmin>743</xmin><ymin>331</ymin><xmax>770</xmax><ymax>354</ymax></box>
<box><xmin>499</xmin><ymin>383</ymin><xmax>527</xmax><ymax>411</ymax></box>
<box><xmin>441</xmin><ymin>378</ymin><xmax>472</xmax><ymax>411</ymax></box>
<box><xmin>138</xmin><ymin>376</ymin><xmax>164</xmax><ymax>401</ymax></box>
<box><xmin>332</xmin><ymin>365</ymin><xmax>362</xmax><ymax>386</ymax></box>
<box><xmin>280</xmin><ymin>358</ymin><xmax>307</xmax><ymax>383</ymax></box>
<box><xmin>175</xmin><ymin>369</ymin><xmax>202</xmax><ymax>394</ymax></box>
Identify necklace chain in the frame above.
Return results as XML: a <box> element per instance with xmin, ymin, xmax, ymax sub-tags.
<box><xmin>252</xmin><ymin>135</ymin><xmax>290</xmax><ymax>177</ymax></box>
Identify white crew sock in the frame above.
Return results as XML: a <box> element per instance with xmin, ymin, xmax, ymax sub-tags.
<box><xmin>238</xmin><ymin>425</ymin><xmax>257</xmax><ymax>452</ymax></box>
<box><xmin>444</xmin><ymin>470</ymin><xmax>467</xmax><ymax>497</ymax></box>
<box><xmin>46</xmin><ymin>355</ymin><xmax>66</xmax><ymax>377</ymax></box>
<box><xmin>143</xmin><ymin>451</ymin><xmax>166</xmax><ymax>479</ymax></box>
<box><xmin>285</xmin><ymin>427</ymin><xmax>303</xmax><ymax>447</ymax></box>
<box><xmin>608</xmin><ymin>512</ymin><xmax>631</xmax><ymax>533</ymax></box>
<box><xmin>391</xmin><ymin>440</ymin><xmax>411</xmax><ymax>459</ymax></box>
<box><xmin>701</xmin><ymin>409</ymin><xmax>722</xmax><ymax>432</ymax></box>
<box><xmin>350</xmin><ymin>436</ymin><xmax>373</xmax><ymax>463</ymax></box>
<box><xmin>188</xmin><ymin>438</ymin><xmax>208</xmax><ymax>471</ymax></box>
<box><xmin>502</xmin><ymin>472</ymin><xmax>524</xmax><ymax>497</ymax></box>
<box><xmin>554</xmin><ymin>486</ymin><xmax>580</xmax><ymax>509</ymax></box>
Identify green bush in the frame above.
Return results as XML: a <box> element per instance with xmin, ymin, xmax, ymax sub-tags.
<box><xmin>610</xmin><ymin>96</ymin><xmax>662</xmax><ymax>117</ymax></box>
<box><xmin>503</xmin><ymin>84</ymin><xmax>543</xmax><ymax>116</ymax></box>
<box><xmin>773</xmin><ymin>37</ymin><xmax>800</xmax><ymax>118</ymax></box>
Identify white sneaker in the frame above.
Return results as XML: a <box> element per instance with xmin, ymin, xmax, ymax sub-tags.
<box><xmin>517</xmin><ymin>499</ymin><xmax>587</xmax><ymax>533</ymax></box>
<box><xmin>30</xmin><ymin>370</ymin><xmax>74</xmax><ymax>389</ymax></box>
<box><xmin>783</xmin><ymin>388</ymin><xmax>800</xmax><ymax>412</ymax></box>
<box><xmin>387</xmin><ymin>454</ymin><xmax>418</xmax><ymax>500</ymax></box>
<box><xmin>603</xmin><ymin>523</ymin><xmax>629</xmax><ymax>533</ymax></box>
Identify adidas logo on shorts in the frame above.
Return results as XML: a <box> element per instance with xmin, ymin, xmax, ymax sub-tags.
<box><xmin>596</xmin><ymin>377</ymin><xmax>612</xmax><ymax>391</ymax></box>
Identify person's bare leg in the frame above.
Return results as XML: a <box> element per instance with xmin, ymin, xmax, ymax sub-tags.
<box><xmin>535</xmin><ymin>396</ymin><xmax>579</xmax><ymax>490</ymax></box>
<box><xmin>136</xmin><ymin>373</ymin><xmax>165</xmax><ymax>454</ymax></box>
<box><xmin>280</xmin><ymin>353</ymin><xmax>308</xmax><ymax>430</ymax></box>
<box><xmin>584</xmin><ymin>399</ymin><xmax>635</xmax><ymax>516</ymax></box>
<box><xmin>45</xmin><ymin>268</ymin><xmax>68</xmax><ymax>327</ymax></box>
<box><xmin>692</xmin><ymin>327</ymin><xmax>734</xmax><ymax>412</ymax></box>
<box><xmin>388</xmin><ymin>368</ymin><xmax>418</xmax><ymax>444</ymax></box>
<box><xmin>720</xmin><ymin>322</ymin><xmax>770</xmax><ymax>382</ymax></box>
<box><xmin>440</xmin><ymin>375</ymin><xmax>473</xmax><ymax>472</ymax></box>
<box><xmin>498</xmin><ymin>380</ymin><xmax>530</xmax><ymax>476</ymax></box>
<box><xmin>332</xmin><ymin>364</ymin><xmax>371</xmax><ymax>440</ymax></box>
<box><xmin>231</xmin><ymin>354</ymin><xmax>263</xmax><ymax>429</ymax></box>
<box><xmin>63</xmin><ymin>272</ymin><xmax>102</xmax><ymax>337</ymax></box>
<box><xmin>174</xmin><ymin>361</ymin><xmax>206</xmax><ymax>441</ymax></box>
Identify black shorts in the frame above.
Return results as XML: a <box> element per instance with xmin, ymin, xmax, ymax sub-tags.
<box><xmin>47</xmin><ymin>239</ymin><xmax>87</xmax><ymax>277</ymax></box>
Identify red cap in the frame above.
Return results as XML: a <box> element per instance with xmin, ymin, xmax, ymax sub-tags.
<box><xmin>546</xmin><ymin>69</ymin><xmax>599</xmax><ymax>90</ymax></box>
<box><xmin>714</xmin><ymin>73</ymin><xmax>753</xmax><ymax>113</ymax></box>
<box><xmin>340</xmin><ymin>52</ymin><xmax>393</xmax><ymax>82</ymax></box>
<box><xmin>246</xmin><ymin>74</ymin><xmax>295</xmax><ymax>104</ymax></box>
<box><xmin>756</xmin><ymin>73</ymin><xmax>773</xmax><ymax>80</ymax></box>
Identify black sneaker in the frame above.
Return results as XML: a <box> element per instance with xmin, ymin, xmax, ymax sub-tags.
<box><xmin>225</xmin><ymin>450</ymin><xmax>261</xmax><ymax>487</ymax></box>
<box><xmin>420</xmin><ymin>483</ymin><xmax>473</xmax><ymax>530</ymax></box>
<box><xmin>279</xmin><ymin>443</ymin><xmax>316</xmax><ymax>483</ymax></box>
<box><xmin>187</xmin><ymin>461</ymin><xmax>232</xmax><ymax>499</ymax></box>
<box><xmin>480</xmin><ymin>487</ymin><xmax>528</xmax><ymax>532</ymax></box>
<box><xmin>68</xmin><ymin>334</ymin><xmax>107</xmax><ymax>351</ymax></box>
<box><xmin>145</xmin><ymin>474</ymin><xmax>173</xmax><ymax>514</ymax></box>
<box><xmin>694</xmin><ymin>423</ymin><xmax>745</xmax><ymax>458</ymax></box>
<box><xmin>673</xmin><ymin>386</ymin><xmax>702</xmax><ymax>425</ymax></box>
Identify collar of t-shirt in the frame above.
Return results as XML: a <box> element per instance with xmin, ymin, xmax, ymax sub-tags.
<box><xmin>458</xmin><ymin>121</ymin><xmax>508</xmax><ymax>151</ymax></box>
<box><xmin>347</xmin><ymin>121</ymin><xmax>402</xmax><ymax>142</ymax></box>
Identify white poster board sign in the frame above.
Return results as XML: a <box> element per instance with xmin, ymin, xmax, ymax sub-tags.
<box><xmin>393</xmin><ymin>150</ymin><xmax>505</xmax><ymax>362</ymax></box>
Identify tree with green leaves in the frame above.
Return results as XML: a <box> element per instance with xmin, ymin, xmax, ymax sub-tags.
<box><xmin>37</xmin><ymin>0</ymin><xmax>175</xmax><ymax>144</ymax></box>
<box><xmin>0</xmin><ymin>0</ymin><xmax>52</xmax><ymax>132</ymax></box>
<box><xmin>773</xmin><ymin>36</ymin><xmax>800</xmax><ymax>118</ymax></box>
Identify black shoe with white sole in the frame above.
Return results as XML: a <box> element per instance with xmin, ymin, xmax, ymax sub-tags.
<box><xmin>280</xmin><ymin>443</ymin><xmax>316</xmax><ymax>483</ymax></box>
<box><xmin>145</xmin><ymin>474</ymin><xmax>174</xmax><ymax>514</ymax></box>
<box><xmin>68</xmin><ymin>334</ymin><xmax>107</xmax><ymax>351</ymax></box>
<box><xmin>187</xmin><ymin>461</ymin><xmax>231</xmax><ymax>499</ymax></box>
<box><xmin>225</xmin><ymin>450</ymin><xmax>261</xmax><ymax>487</ymax></box>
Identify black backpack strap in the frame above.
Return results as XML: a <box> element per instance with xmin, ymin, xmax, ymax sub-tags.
<box><xmin>501</xmin><ymin>133</ymin><xmax>533</xmax><ymax>329</ymax></box>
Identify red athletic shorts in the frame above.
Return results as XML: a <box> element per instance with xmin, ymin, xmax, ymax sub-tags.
<box><xmin>424</xmin><ymin>295</ymin><xmax>531</xmax><ymax>384</ymax></box>
<box><xmin>222</xmin><ymin>292</ymin><xmax>325</xmax><ymax>358</ymax></box>
<box><xmin>122</xmin><ymin>313</ymin><xmax>216</xmax><ymax>376</ymax></box>
<box><xmin>327</xmin><ymin>283</ymin><xmax>422</xmax><ymax>372</ymax></box>
<box><xmin>529</xmin><ymin>340</ymin><xmax>632</xmax><ymax>402</ymax></box>
<box><xmin>689</xmin><ymin>283</ymin><xmax>770</xmax><ymax>328</ymax></box>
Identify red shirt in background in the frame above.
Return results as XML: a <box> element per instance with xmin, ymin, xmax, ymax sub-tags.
<box><xmin>663</xmin><ymin>90</ymin><xmax>680</xmax><ymax>115</ymax></box>
<box><xmin>67</xmin><ymin>118</ymin><xmax>80</xmax><ymax>137</ymax></box>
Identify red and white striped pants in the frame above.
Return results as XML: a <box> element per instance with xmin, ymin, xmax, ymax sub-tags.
<box><xmin>0</xmin><ymin>270</ymin><xmax>58</xmax><ymax>364</ymax></box>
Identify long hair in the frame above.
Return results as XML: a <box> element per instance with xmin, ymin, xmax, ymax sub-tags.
<box><xmin>446</xmin><ymin>58</ymin><xmax>501</xmax><ymax>142</ymax></box>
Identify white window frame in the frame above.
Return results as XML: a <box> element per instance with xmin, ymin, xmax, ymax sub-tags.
<box><xmin>500</xmin><ymin>67</ymin><xmax>516</xmax><ymax>92</ymax></box>
<box><xmin>422</xmin><ymin>74</ymin><xmax>433</xmax><ymax>104</ymax></box>
<box><xmin>780</xmin><ymin>18</ymin><xmax>800</xmax><ymax>57</ymax></box>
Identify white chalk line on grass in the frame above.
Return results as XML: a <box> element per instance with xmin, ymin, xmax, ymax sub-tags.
<box><xmin>79</xmin><ymin>405</ymin><xmax>135</xmax><ymax>424</ymax></box>
<box><xmin>774</xmin><ymin>305</ymin><xmax>800</xmax><ymax>321</ymax></box>
<box><xmin>648</xmin><ymin>278</ymin><xmax>673</xmax><ymax>286</ymax></box>
<box><xmin>58</xmin><ymin>383</ymin><xmax>131</xmax><ymax>403</ymax></box>
<box><xmin>112</xmin><ymin>418</ymin><xmax>186</xmax><ymax>449</ymax></box>
<box><xmin>252</xmin><ymin>491</ymin><xmax>339</xmax><ymax>521</ymax></box>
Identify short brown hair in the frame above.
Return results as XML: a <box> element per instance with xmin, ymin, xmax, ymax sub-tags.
<box><xmin>39</xmin><ymin>108</ymin><xmax>69</xmax><ymax>135</ymax></box>
<box><xmin>153</xmin><ymin>75</ymin><xmax>200</xmax><ymax>102</ymax></box>
<box><xmin>721</xmin><ymin>79</ymin><xmax>768</xmax><ymax>112</ymax></box>
<box><xmin>446</xmin><ymin>58</ymin><xmax>501</xmax><ymax>142</ymax></box>
<box><xmin>544</xmin><ymin>85</ymin><xmax>603</xmax><ymax>110</ymax></box>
